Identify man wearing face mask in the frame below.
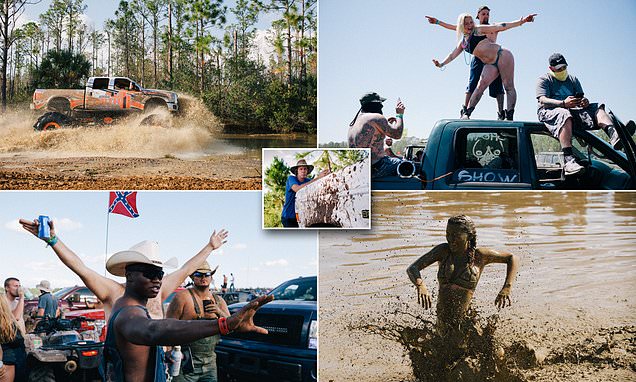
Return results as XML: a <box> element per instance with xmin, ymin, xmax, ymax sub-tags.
<box><xmin>348</xmin><ymin>92</ymin><xmax>405</xmax><ymax>178</ymax></box>
<box><xmin>536</xmin><ymin>53</ymin><xmax>633</xmax><ymax>175</ymax></box>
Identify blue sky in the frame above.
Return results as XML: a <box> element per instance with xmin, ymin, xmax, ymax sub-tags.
<box><xmin>318</xmin><ymin>0</ymin><xmax>636</xmax><ymax>143</ymax></box>
<box><xmin>0</xmin><ymin>191</ymin><xmax>317</xmax><ymax>289</ymax></box>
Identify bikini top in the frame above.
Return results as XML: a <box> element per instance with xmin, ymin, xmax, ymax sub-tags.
<box><xmin>463</xmin><ymin>32</ymin><xmax>487</xmax><ymax>54</ymax></box>
<box><xmin>437</xmin><ymin>250</ymin><xmax>480</xmax><ymax>290</ymax></box>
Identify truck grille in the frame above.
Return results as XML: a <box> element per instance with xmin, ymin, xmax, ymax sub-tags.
<box><xmin>228</xmin><ymin>313</ymin><xmax>305</xmax><ymax>347</ymax></box>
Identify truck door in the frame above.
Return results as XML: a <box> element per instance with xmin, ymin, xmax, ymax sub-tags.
<box><xmin>84</xmin><ymin>77</ymin><xmax>112</xmax><ymax>110</ymax></box>
<box><xmin>440</xmin><ymin>126</ymin><xmax>533</xmax><ymax>190</ymax></box>
<box><xmin>528</xmin><ymin>117</ymin><xmax>635</xmax><ymax>190</ymax></box>
<box><xmin>111</xmin><ymin>78</ymin><xmax>135</xmax><ymax>110</ymax></box>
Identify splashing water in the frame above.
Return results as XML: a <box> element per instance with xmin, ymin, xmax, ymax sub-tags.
<box><xmin>0</xmin><ymin>94</ymin><xmax>221</xmax><ymax>157</ymax></box>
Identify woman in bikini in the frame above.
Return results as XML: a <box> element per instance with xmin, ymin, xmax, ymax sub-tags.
<box><xmin>406</xmin><ymin>215</ymin><xmax>519</xmax><ymax>334</ymax></box>
<box><xmin>432</xmin><ymin>13</ymin><xmax>536</xmax><ymax>120</ymax></box>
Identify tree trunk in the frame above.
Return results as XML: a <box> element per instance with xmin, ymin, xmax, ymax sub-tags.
<box><xmin>168</xmin><ymin>2</ymin><xmax>173</xmax><ymax>86</ymax></box>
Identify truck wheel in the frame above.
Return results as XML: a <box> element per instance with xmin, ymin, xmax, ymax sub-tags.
<box><xmin>28</xmin><ymin>365</ymin><xmax>56</xmax><ymax>382</ymax></box>
<box><xmin>139</xmin><ymin>113</ymin><xmax>171</xmax><ymax>128</ymax></box>
<box><xmin>34</xmin><ymin>112</ymin><xmax>72</xmax><ymax>131</ymax></box>
<box><xmin>47</xmin><ymin>97</ymin><xmax>71</xmax><ymax>116</ymax></box>
<box><xmin>144</xmin><ymin>99</ymin><xmax>167</xmax><ymax>114</ymax></box>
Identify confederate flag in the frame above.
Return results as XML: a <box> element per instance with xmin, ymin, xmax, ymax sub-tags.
<box><xmin>108</xmin><ymin>191</ymin><xmax>140</xmax><ymax>218</ymax></box>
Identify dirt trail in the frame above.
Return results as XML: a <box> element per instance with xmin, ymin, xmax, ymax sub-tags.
<box><xmin>0</xmin><ymin>155</ymin><xmax>261</xmax><ymax>190</ymax></box>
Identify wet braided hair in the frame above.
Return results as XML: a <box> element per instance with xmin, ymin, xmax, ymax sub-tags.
<box><xmin>447</xmin><ymin>215</ymin><xmax>477</xmax><ymax>265</ymax></box>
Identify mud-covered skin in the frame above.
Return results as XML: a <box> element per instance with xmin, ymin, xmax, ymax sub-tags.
<box><xmin>407</xmin><ymin>218</ymin><xmax>517</xmax><ymax>331</ymax></box>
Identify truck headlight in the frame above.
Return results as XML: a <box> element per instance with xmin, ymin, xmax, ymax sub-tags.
<box><xmin>308</xmin><ymin>319</ymin><xmax>318</xmax><ymax>349</ymax></box>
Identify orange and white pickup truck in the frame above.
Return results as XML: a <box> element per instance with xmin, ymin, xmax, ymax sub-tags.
<box><xmin>31</xmin><ymin>76</ymin><xmax>179</xmax><ymax>130</ymax></box>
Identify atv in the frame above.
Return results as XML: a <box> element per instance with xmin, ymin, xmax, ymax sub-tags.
<box><xmin>25</xmin><ymin>317</ymin><xmax>103</xmax><ymax>382</ymax></box>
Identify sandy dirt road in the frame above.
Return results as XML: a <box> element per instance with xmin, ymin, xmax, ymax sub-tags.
<box><xmin>0</xmin><ymin>154</ymin><xmax>261</xmax><ymax>190</ymax></box>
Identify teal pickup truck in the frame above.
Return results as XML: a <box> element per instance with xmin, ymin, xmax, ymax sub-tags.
<box><xmin>373</xmin><ymin>113</ymin><xmax>635</xmax><ymax>190</ymax></box>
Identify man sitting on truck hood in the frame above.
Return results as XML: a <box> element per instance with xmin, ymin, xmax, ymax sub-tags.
<box><xmin>348</xmin><ymin>92</ymin><xmax>405</xmax><ymax>178</ymax></box>
<box><xmin>536</xmin><ymin>53</ymin><xmax>635</xmax><ymax>176</ymax></box>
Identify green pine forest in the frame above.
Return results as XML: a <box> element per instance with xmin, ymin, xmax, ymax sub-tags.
<box><xmin>1</xmin><ymin>0</ymin><xmax>316</xmax><ymax>133</ymax></box>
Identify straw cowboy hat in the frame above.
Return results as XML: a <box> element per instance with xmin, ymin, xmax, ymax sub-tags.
<box><xmin>193</xmin><ymin>261</ymin><xmax>219</xmax><ymax>274</ymax></box>
<box><xmin>106</xmin><ymin>240</ymin><xmax>178</xmax><ymax>277</ymax></box>
<box><xmin>290</xmin><ymin>159</ymin><xmax>314</xmax><ymax>176</ymax></box>
<box><xmin>36</xmin><ymin>280</ymin><xmax>52</xmax><ymax>293</ymax></box>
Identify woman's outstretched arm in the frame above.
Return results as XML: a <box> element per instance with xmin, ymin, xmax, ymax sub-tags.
<box><xmin>425</xmin><ymin>15</ymin><xmax>456</xmax><ymax>31</ymax></box>
<box><xmin>480</xmin><ymin>248</ymin><xmax>519</xmax><ymax>309</ymax></box>
<box><xmin>406</xmin><ymin>244</ymin><xmax>446</xmax><ymax>309</ymax></box>
<box><xmin>433</xmin><ymin>41</ymin><xmax>463</xmax><ymax>68</ymax></box>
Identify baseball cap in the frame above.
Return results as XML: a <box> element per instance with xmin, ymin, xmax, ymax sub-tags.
<box><xmin>359</xmin><ymin>92</ymin><xmax>386</xmax><ymax>106</ymax></box>
<box><xmin>549</xmin><ymin>53</ymin><xmax>568</xmax><ymax>70</ymax></box>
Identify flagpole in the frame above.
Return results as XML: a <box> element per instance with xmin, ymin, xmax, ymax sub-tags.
<box><xmin>105</xmin><ymin>208</ymin><xmax>110</xmax><ymax>277</ymax></box>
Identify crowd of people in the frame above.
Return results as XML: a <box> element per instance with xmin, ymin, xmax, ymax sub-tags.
<box><xmin>348</xmin><ymin>5</ymin><xmax>634</xmax><ymax>179</ymax></box>
<box><xmin>0</xmin><ymin>217</ymin><xmax>272</xmax><ymax>382</ymax></box>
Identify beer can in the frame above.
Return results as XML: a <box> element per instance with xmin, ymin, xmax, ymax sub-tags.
<box><xmin>38</xmin><ymin>215</ymin><xmax>51</xmax><ymax>239</ymax></box>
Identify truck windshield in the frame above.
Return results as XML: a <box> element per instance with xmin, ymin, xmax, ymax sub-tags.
<box><xmin>269</xmin><ymin>278</ymin><xmax>316</xmax><ymax>301</ymax></box>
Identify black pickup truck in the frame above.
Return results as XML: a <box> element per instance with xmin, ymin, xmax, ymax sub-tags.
<box><xmin>216</xmin><ymin>276</ymin><xmax>317</xmax><ymax>382</ymax></box>
<box><xmin>373</xmin><ymin>112</ymin><xmax>636</xmax><ymax>190</ymax></box>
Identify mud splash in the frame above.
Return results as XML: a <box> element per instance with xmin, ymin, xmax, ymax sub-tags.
<box><xmin>0</xmin><ymin>94</ymin><xmax>221</xmax><ymax>157</ymax></box>
<box><xmin>353</xmin><ymin>309</ymin><xmax>636</xmax><ymax>382</ymax></box>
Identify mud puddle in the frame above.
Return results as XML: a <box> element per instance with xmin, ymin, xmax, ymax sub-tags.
<box><xmin>354</xmin><ymin>308</ymin><xmax>636</xmax><ymax>382</ymax></box>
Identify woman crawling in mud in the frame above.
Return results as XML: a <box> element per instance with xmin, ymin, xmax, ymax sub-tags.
<box><xmin>407</xmin><ymin>215</ymin><xmax>518</xmax><ymax>334</ymax></box>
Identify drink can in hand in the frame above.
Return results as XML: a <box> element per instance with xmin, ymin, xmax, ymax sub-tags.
<box><xmin>38</xmin><ymin>215</ymin><xmax>51</xmax><ymax>240</ymax></box>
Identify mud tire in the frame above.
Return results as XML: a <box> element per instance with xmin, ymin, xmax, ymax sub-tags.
<box><xmin>28</xmin><ymin>365</ymin><xmax>56</xmax><ymax>382</ymax></box>
<box><xmin>144</xmin><ymin>98</ymin><xmax>167</xmax><ymax>114</ymax></box>
<box><xmin>47</xmin><ymin>97</ymin><xmax>71</xmax><ymax>116</ymax></box>
<box><xmin>139</xmin><ymin>113</ymin><xmax>171</xmax><ymax>128</ymax></box>
<box><xmin>34</xmin><ymin>112</ymin><xmax>73</xmax><ymax>131</ymax></box>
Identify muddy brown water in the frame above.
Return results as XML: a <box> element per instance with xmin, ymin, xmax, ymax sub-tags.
<box><xmin>319</xmin><ymin>192</ymin><xmax>636</xmax><ymax>382</ymax></box>
<box><xmin>0</xmin><ymin>96</ymin><xmax>315</xmax><ymax>160</ymax></box>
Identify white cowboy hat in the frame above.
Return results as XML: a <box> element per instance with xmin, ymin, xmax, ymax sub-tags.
<box><xmin>106</xmin><ymin>240</ymin><xmax>178</xmax><ymax>277</ymax></box>
<box><xmin>36</xmin><ymin>280</ymin><xmax>52</xmax><ymax>293</ymax></box>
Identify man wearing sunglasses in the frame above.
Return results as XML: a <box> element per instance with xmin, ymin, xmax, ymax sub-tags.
<box><xmin>166</xmin><ymin>261</ymin><xmax>229</xmax><ymax>381</ymax></box>
<box><xmin>19</xmin><ymin>217</ymin><xmax>229</xmax><ymax>320</ymax></box>
<box><xmin>536</xmin><ymin>53</ymin><xmax>635</xmax><ymax>175</ymax></box>
<box><xmin>102</xmin><ymin>242</ymin><xmax>273</xmax><ymax>382</ymax></box>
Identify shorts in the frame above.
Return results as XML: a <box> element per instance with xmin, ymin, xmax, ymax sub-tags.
<box><xmin>371</xmin><ymin>156</ymin><xmax>402</xmax><ymax>178</ymax></box>
<box><xmin>467</xmin><ymin>56</ymin><xmax>504</xmax><ymax>98</ymax></box>
<box><xmin>537</xmin><ymin>103</ymin><xmax>602</xmax><ymax>138</ymax></box>
<box><xmin>1</xmin><ymin>345</ymin><xmax>27</xmax><ymax>382</ymax></box>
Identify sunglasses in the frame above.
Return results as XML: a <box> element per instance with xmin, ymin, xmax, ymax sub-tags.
<box><xmin>192</xmin><ymin>272</ymin><xmax>213</xmax><ymax>278</ymax></box>
<box><xmin>127</xmin><ymin>266</ymin><xmax>165</xmax><ymax>280</ymax></box>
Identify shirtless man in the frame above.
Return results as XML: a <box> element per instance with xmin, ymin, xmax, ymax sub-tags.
<box><xmin>19</xmin><ymin>217</ymin><xmax>228</xmax><ymax>320</ymax></box>
<box><xmin>166</xmin><ymin>261</ymin><xmax>229</xmax><ymax>381</ymax></box>
<box><xmin>427</xmin><ymin>6</ymin><xmax>506</xmax><ymax>119</ymax></box>
<box><xmin>102</xmin><ymin>248</ymin><xmax>273</xmax><ymax>382</ymax></box>
<box><xmin>3</xmin><ymin>278</ymin><xmax>25</xmax><ymax>334</ymax></box>
<box><xmin>348</xmin><ymin>92</ymin><xmax>405</xmax><ymax>178</ymax></box>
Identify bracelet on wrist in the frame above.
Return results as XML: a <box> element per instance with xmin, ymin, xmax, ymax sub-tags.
<box><xmin>435</xmin><ymin>20</ymin><xmax>440</xmax><ymax>25</ymax></box>
<box><xmin>396</xmin><ymin>113</ymin><xmax>404</xmax><ymax>119</ymax></box>
<box><xmin>46</xmin><ymin>235</ymin><xmax>58</xmax><ymax>247</ymax></box>
<box><xmin>218</xmin><ymin>316</ymin><xmax>231</xmax><ymax>335</ymax></box>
